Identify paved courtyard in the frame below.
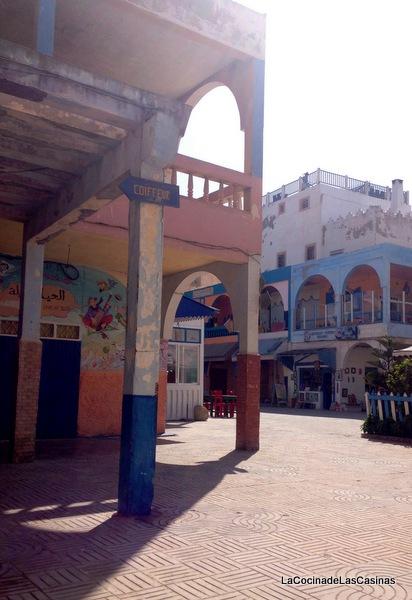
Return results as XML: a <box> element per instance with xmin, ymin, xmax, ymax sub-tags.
<box><xmin>1</xmin><ymin>409</ymin><xmax>412</xmax><ymax>600</ymax></box>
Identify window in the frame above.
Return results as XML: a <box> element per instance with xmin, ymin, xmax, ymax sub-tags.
<box><xmin>277</xmin><ymin>252</ymin><xmax>286</xmax><ymax>268</ymax></box>
<box><xmin>180</xmin><ymin>345</ymin><xmax>199</xmax><ymax>383</ymax></box>
<box><xmin>300</xmin><ymin>197</ymin><xmax>310</xmax><ymax>211</ymax></box>
<box><xmin>40</xmin><ymin>323</ymin><xmax>55</xmax><ymax>338</ymax></box>
<box><xmin>0</xmin><ymin>319</ymin><xmax>18</xmax><ymax>336</ymax></box>
<box><xmin>278</xmin><ymin>202</ymin><xmax>285</xmax><ymax>215</ymax></box>
<box><xmin>172</xmin><ymin>327</ymin><xmax>201</xmax><ymax>343</ymax></box>
<box><xmin>305</xmin><ymin>244</ymin><xmax>316</xmax><ymax>261</ymax></box>
<box><xmin>167</xmin><ymin>343</ymin><xmax>200</xmax><ymax>384</ymax></box>
<box><xmin>56</xmin><ymin>324</ymin><xmax>80</xmax><ymax>340</ymax></box>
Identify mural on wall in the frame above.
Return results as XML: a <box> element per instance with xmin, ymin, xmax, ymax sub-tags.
<box><xmin>0</xmin><ymin>255</ymin><xmax>126</xmax><ymax>370</ymax></box>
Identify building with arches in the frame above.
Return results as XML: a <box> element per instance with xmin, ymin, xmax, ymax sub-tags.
<box><xmin>0</xmin><ymin>0</ymin><xmax>265</xmax><ymax>516</ymax></box>
<box><xmin>262</xmin><ymin>170</ymin><xmax>412</xmax><ymax>411</ymax></box>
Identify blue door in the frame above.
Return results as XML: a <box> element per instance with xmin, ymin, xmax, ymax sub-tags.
<box><xmin>37</xmin><ymin>340</ymin><xmax>81</xmax><ymax>439</ymax></box>
<box><xmin>0</xmin><ymin>336</ymin><xmax>18</xmax><ymax>440</ymax></box>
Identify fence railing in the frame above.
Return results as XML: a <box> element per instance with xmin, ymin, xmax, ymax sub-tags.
<box><xmin>165</xmin><ymin>154</ymin><xmax>257</xmax><ymax>212</ymax></box>
<box><xmin>366</xmin><ymin>393</ymin><xmax>412</xmax><ymax>422</ymax></box>
<box><xmin>390</xmin><ymin>295</ymin><xmax>412</xmax><ymax>324</ymax></box>
<box><xmin>264</xmin><ymin>168</ymin><xmax>394</xmax><ymax>206</ymax></box>
<box><xmin>342</xmin><ymin>290</ymin><xmax>383</xmax><ymax>325</ymax></box>
<box><xmin>295</xmin><ymin>302</ymin><xmax>337</xmax><ymax>330</ymax></box>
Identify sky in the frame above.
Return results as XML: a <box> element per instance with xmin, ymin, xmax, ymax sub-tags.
<box><xmin>179</xmin><ymin>0</ymin><xmax>412</xmax><ymax>196</ymax></box>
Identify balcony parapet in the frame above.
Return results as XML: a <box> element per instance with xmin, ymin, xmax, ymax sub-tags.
<box><xmin>165</xmin><ymin>154</ymin><xmax>260</xmax><ymax>213</ymax></box>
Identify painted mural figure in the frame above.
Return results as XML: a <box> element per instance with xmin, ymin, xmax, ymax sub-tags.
<box><xmin>83</xmin><ymin>296</ymin><xmax>113</xmax><ymax>332</ymax></box>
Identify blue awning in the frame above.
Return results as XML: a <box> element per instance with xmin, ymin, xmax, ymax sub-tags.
<box><xmin>259</xmin><ymin>337</ymin><xmax>286</xmax><ymax>358</ymax></box>
<box><xmin>176</xmin><ymin>296</ymin><xmax>218</xmax><ymax>320</ymax></box>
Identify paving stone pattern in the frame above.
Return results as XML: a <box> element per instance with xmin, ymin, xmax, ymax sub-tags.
<box><xmin>1</xmin><ymin>409</ymin><xmax>411</xmax><ymax>599</ymax></box>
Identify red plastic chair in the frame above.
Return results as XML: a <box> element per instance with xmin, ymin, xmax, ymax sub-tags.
<box><xmin>212</xmin><ymin>390</ymin><xmax>225</xmax><ymax>417</ymax></box>
<box><xmin>228</xmin><ymin>400</ymin><xmax>236</xmax><ymax>418</ymax></box>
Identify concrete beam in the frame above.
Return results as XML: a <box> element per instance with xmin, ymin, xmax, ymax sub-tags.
<box><xmin>0</xmin><ymin>40</ymin><xmax>187</xmax><ymax>127</ymax></box>
<box><xmin>0</xmin><ymin>93</ymin><xmax>128</xmax><ymax>141</ymax></box>
<box><xmin>0</xmin><ymin>109</ymin><xmax>112</xmax><ymax>155</ymax></box>
<box><xmin>127</xmin><ymin>0</ymin><xmax>265</xmax><ymax>61</ymax></box>
<box><xmin>25</xmin><ymin>127</ymin><xmax>143</xmax><ymax>242</ymax></box>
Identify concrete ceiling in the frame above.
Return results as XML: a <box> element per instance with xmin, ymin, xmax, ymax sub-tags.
<box><xmin>0</xmin><ymin>0</ymin><xmax>264</xmax><ymax>99</ymax></box>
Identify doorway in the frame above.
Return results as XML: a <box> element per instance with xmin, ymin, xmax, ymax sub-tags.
<box><xmin>37</xmin><ymin>339</ymin><xmax>81</xmax><ymax>439</ymax></box>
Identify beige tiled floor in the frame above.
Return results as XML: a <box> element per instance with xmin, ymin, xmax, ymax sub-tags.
<box><xmin>1</xmin><ymin>409</ymin><xmax>411</xmax><ymax>599</ymax></box>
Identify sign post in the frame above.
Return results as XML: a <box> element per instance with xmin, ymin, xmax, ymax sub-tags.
<box><xmin>119</xmin><ymin>176</ymin><xmax>180</xmax><ymax>208</ymax></box>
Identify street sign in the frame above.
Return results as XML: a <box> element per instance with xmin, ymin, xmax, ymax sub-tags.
<box><xmin>119</xmin><ymin>176</ymin><xmax>179</xmax><ymax>208</ymax></box>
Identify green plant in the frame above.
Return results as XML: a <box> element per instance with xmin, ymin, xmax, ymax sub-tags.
<box><xmin>365</xmin><ymin>337</ymin><xmax>411</xmax><ymax>393</ymax></box>
<box><xmin>386</xmin><ymin>358</ymin><xmax>412</xmax><ymax>395</ymax></box>
<box><xmin>362</xmin><ymin>414</ymin><xmax>412</xmax><ymax>439</ymax></box>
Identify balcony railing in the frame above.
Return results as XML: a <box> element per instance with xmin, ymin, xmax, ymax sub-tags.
<box><xmin>165</xmin><ymin>154</ymin><xmax>258</xmax><ymax>212</ymax></box>
<box><xmin>390</xmin><ymin>294</ymin><xmax>412</xmax><ymax>324</ymax></box>
<box><xmin>342</xmin><ymin>291</ymin><xmax>383</xmax><ymax>325</ymax></box>
<box><xmin>295</xmin><ymin>302</ymin><xmax>337</xmax><ymax>330</ymax></box>
<box><xmin>264</xmin><ymin>169</ymin><xmax>409</xmax><ymax>206</ymax></box>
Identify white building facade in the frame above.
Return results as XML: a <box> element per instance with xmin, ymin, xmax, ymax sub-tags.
<box><xmin>261</xmin><ymin>170</ymin><xmax>412</xmax><ymax>411</ymax></box>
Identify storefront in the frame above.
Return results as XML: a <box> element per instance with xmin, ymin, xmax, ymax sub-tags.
<box><xmin>166</xmin><ymin>319</ymin><xmax>204</xmax><ymax>420</ymax></box>
<box><xmin>278</xmin><ymin>348</ymin><xmax>336</xmax><ymax>410</ymax></box>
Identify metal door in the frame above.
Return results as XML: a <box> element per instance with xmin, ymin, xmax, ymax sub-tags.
<box><xmin>37</xmin><ymin>339</ymin><xmax>81</xmax><ymax>439</ymax></box>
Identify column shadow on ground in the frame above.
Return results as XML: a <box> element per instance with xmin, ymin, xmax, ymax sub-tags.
<box><xmin>0</xmin><ymin>437</ymin><xmax>255</xmax><ymax>599</ymax></box>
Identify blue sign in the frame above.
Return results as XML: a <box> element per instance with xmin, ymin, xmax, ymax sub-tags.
<box><xmin>119</xmin><ymin>177</ymin><xmax>179</xmax><ymax>208</ymax></box>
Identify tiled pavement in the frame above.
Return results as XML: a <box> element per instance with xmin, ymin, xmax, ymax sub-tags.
<box><xmin>1</xmin><ymin>409</ymin><xmax>412</xmax><ymax>600</ymax></box>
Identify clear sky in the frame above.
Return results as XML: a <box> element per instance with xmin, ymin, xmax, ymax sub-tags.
<box><xmin>179</xmin><ymin>0</ymin><xmax>412</xmax><ymax>196</ymax></box>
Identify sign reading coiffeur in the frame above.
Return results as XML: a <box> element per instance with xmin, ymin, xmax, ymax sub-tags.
<box><xmin>119</xmin><ymin>177</ymin><xmax>180</xmax><ymax>208</ymax></box>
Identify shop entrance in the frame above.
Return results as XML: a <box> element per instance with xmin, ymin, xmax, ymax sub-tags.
<box><xmin>322</xmin><ymin>371</ymin><xmax>333</xmax><ymax>409</ymax></box>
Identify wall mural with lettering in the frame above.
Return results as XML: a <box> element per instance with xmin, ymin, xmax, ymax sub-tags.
<box><xmin>0</xmin><ymin>255</ymin><xmax>126</xmax><ymax>370</ymax></box>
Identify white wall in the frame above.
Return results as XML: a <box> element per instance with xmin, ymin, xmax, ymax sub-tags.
<box><xmin>325</xmin><ymin>207</ymin><xmax>412</xmax><ymax>255</ymax></box>
<box><xmin>262</xmin><ymin>183</ymin><xmax>411</xmax><ymax>272</ymax></box>
<box><xmin>262</xmin><ymin>187</ymin><xmax>322</xmax><ymax>271</ymax></box>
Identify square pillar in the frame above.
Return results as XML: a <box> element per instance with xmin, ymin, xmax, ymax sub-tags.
<box><xmin>11</xmin><ymin>238</ymin><xmax>44</xmax><ymax>463</ymax></box>
<box><xmin>228</xmin><ymin>256</ymin><xmax>261</xmax><ymax>451</ymax></box>
<box><xmin>236</xmin><ymin>354</ymin><xmax>260</xmax><ymax>450</ymax></box>
<box><xmin>118</xmin><ymin>200</ymin><xmax>164</xmax><ymax>516</ymax></box>
<box><xmin>157</xmin><ymin>340</ymin><xmax>168</xmax><ymax>435</ymax></box>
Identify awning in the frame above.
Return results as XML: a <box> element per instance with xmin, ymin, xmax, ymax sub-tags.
<box><xmin>277</xmin><ymin>348</ymin><xmax>336</xmax><ymax>370</ymax></box>
<box><xmin>175</xmin><ymin>296</ymin><xmax>218</xmax><ymax>321</ymax></box>
<box><xmin>259</xmin><ymin>337</ymin><xmax>287</xmax><ymax>360</ymax></box>
<box><xmin>394</xmin><ymin>345</ymin><xmax>412</xmax><ymax>357</ymax></box>
<box><xmin>204</xmin><ymin>342</ymin><xmax>238</xmax><ymax>362</ymax></box>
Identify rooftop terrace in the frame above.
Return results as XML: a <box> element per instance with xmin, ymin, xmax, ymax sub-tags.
<box><xmin>263</xmin><ymin>168</ymin><xmax>409</xmax><ymax>206</ymax></box>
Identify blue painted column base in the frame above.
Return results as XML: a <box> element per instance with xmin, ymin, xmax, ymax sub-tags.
<box><xmin>118</xmin><ymin>394</ymin><xmax>157</xmax><ymax>516</ymax></box>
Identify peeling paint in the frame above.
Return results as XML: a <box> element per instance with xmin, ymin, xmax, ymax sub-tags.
<box><xmin>262</xmin><ymin>214</ymin><xmax>275</xmax><ymax>230</ymax></box>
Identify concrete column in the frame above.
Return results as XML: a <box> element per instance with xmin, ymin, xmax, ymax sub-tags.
<box><xmin>157</xmin><ymin>339</ymin><xmax>168</xmax><ymax>435</ymax></box>
<box><xmin>230</xmin><ymin>256</ymin><xmax>261</xmax><ymax>451</ymax></box>
<box><xmin>118</xmin><ymin>200</ymin><xmax>163</xmax><ymax>516</ymax></box>
<box><xmin>382</xmin><ymin>259</ymin><xmax>391</xmax><ymax>324</ymax></box>
<box><xmin>236</xmin><ymin>354</ymin><xmax>261</xmax><ymax>450</ymax></box>
<box><xmin>11</xmin><ymin>237</ymin><xmax>44</xmax><ymax>463</ymax></box>
<box><xmin>118</xmin><ymin>111</ymin><xmax>182</xmax><ymax>516</ymax></box>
